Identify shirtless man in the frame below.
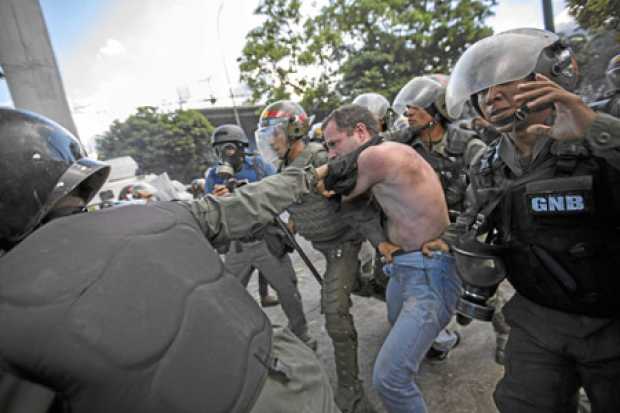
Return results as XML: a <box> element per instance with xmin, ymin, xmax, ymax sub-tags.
<box><xmin>316</xmin><ymin>104</ymin><xmax>462</xmax><ymax>413</ymax></box>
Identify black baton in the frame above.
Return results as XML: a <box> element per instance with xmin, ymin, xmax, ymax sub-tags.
<box><xmin>275</xmin><ymin>217</ymin><xmax>323</xmax><ymax>286</ymax></box>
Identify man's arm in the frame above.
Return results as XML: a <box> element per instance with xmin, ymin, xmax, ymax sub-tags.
<box><xmin>344</xmin><ymin>145</ymin><xmax>391</xmax><ymax>199</ymax></box>
<box><xmin>182</xmin><ymin>167</ymin><xmax>315</xmax><ymax>248</ymax></box>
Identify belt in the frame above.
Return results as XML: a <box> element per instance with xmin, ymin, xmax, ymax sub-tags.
<box><xmin>392</xmin><ymin>249</ymin><xmax>420</xmax><ymax>257</ymax></box>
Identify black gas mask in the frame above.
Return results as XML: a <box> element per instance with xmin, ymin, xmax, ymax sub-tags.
<box><xmin>453</xmin><ymin>233</ymin><xmax>508</xmax><ymax>324</ymax></box>
<box><xmin>215</xmin><ymin>143</ymin><xmax>244</xmax><ymax>178</ymax></box>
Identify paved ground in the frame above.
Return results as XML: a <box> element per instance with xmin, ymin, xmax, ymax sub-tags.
<box><xmin>244</xmin><ymin>237</ymin><xmax>506</xmax><ymax>413</ymax></box>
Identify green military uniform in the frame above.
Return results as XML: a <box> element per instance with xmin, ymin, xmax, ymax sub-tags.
<box><xmin>280</xmin><ymin>142</ymin><xmax>382</xmax><ymax>413</ymax></box>
<box><xmin>190</xmin><ymin>166</ymin><xmax>343</xmax><ymax>413</ymax></box>
<box><xmin>252</xmin><ymin>326</ymin><xmax>341</xmax><ymax>413</ymax></box>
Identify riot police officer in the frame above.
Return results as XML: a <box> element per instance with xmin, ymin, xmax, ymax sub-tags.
<box><xmin>0</xmin><ymin>107</ymin><xmax>340</xmax><ymax>413</ymax></box>
<box><xmin>436</xmin><ymin>28</ymin><xmax>620</xmax><ymax>412</ymax></box>
<box><xmin>256</xmin><ymin>100</ymin><xmax>394</xmax><ymax>413</ymax></box>
<box><xmin>352</xmin><ymin>93</ymin><xmax>394</xmax><ymax>132</ymax></box>
<box><xmin>206</xmin><ymin>124</ymin><xmax>278</xmax><ymax>307</ymax></box>
<box><xmin>205</xmin><ymin>124</ymin><xmax>314</xmax><ymax>347</ymax></box>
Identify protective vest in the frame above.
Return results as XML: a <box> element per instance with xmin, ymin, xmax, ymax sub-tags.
<box><xmin>282</xmin><ymin>143</ymin><xmax>358</xmax><ymax>249</ymax></box>
<box><xmin>0</xmin><ymin>202</ymin><xmax>272</xmax><ymax>412</ymax></box>
<box><xmin>413</xmin><ymin>126</ymin><xmax>482</xmax><ymax>216</ymax></box>
<box><xmin>473</xmin><ymin>139</ymin><xmax>620</xmax><ymax>318</ymax></box>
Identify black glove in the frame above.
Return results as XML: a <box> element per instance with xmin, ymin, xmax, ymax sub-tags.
<box><xmin>324</xmin><ymin>135</ymin><xmax>383</xmax><ymax>195</ymax></box>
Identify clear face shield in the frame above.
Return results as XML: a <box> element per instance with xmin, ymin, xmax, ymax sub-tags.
<box><xmin>255</xmin><ymin>121</ymin><xmax>288</xmax><ymax>168</ymax></box>
<box><xmin>446</xmin><ymin>29</ymin><xmax>562</xmax><ymax>120</ymax></box>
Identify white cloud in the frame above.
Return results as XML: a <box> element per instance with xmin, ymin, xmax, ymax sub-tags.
<box><xmin>56</xmin><ymin>0</ymin><xmax>268</xmax><ymax>154</ymax></box>
<box><xmin>98</xmin><ymin>38</ymin><xmax>126</xmax><ymax>57</ymax></box>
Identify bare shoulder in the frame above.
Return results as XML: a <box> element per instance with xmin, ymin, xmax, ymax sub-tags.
<box><xmin>360</xmin><ymin>141</ymin><xmax>419</xmax><ymax>166</ymax></box>
<box><xmin>360</xmin><ymin>141</ymin><xmax>412</xmax><ymax>159</ymax></box>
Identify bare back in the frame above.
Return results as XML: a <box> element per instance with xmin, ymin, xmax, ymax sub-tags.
<box><xmin>351</xmin><ymin>141</ymin><xmax>449</xmax><ymax>251</ymax></box>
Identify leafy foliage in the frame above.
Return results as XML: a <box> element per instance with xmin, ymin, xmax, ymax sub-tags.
<box><xmin>239</xmin><ymin>0</ymin><xmax>496</xmax><ymax>113</ymax></box>
<box><xmin>96</xmin><ymin>107</ymin><xmax>216</xmax><ymax>183</ymax></box>
<box><xmin>567</xmin><ymin>0</ymin><xmax>620</xmax><ymax>31</ymax></box>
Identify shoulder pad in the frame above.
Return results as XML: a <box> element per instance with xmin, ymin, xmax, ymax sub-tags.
<box><xmin>445</xmin><ymin>125</ymin><xmax>478</xmax><ymax>156</ymax></box>
<box><xmin>464</xmin><ymin>138</ymin><xmax>488</xmax><ymax>167</ymax></box>
<box><xmin>307</xmin><ymin>142</ymin><xmax>328</xmax><ymax>166</ymax></box>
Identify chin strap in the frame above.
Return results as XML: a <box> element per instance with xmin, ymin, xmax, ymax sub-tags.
<box><xmin>494</xmin><ymin>101</ymin><xmax>555</xmax><ymax>133</ymax></box>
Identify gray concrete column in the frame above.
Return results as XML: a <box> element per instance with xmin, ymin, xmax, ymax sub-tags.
<box><xmin>0</xmin><ymin>0</ymin><xmax>79</xmax><ymax>139</ymax></box>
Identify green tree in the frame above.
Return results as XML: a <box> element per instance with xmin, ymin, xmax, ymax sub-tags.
<box><xmin>315</xmin><ymin>0</ymin><xmax>496</xmax><ymax>101</ymax></box>
<box><xmin>239</xmin><ymin>0</ymin><xmax>496</xmax><ymax>113</ymax></box>
<box><xmin>96</xmin><ymin>107</ymin><xmax>216</xmax><ymax>183</ymax></box>
<box><xmin>567</xmin><ymin>0</ymin><xmax>620</xmax><ymax>31</ymax></box>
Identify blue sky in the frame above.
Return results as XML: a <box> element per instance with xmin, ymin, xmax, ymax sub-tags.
<box><xmin>0</xmin><ymin>0</ymin><xmax>569</xmax><ymax>153</ymax></box>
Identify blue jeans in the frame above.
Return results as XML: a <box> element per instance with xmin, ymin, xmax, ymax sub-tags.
<box><xmin>373</xmin><ymin>251</ymin><xmax>461</xmax><ymax>413</ymax></box>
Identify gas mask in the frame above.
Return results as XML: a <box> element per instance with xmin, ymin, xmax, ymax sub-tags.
<box><xmin>453</xmin><ymin>233</ymin><xmax>508</xmax><ymax>323</ymax></box>
<box><xmin>215</xmin><ymin>143</ymin><xmax>244</xmax><ymax>179</ymax></box>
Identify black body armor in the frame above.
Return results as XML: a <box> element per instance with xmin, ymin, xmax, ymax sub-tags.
<box><xmin>471</xmin><ymin>139</ymin><xmax>620</xmax><ymax>318</ymax></box>
<box><xmin>0</xmin><ymin>202</ymin><xmax>272</xmax><ymax>412</ymax></box>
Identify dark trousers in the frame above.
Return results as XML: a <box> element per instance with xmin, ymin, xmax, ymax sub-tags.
<box><xmin>495</xmin><ymin>295</ymin><xmax>620</xmax><ymax>413</ymax></box>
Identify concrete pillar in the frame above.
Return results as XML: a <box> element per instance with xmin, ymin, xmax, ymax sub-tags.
<box><xmin>0</xmin><ymin>0</ymin><xmax>79</xmax><ymax>139</ymax></box>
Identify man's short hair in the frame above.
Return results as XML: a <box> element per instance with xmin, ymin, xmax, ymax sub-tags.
<box><xmin>322</xmin><ymin>104</ymin><xmax>380</xmax><ymax>137</ymax></box>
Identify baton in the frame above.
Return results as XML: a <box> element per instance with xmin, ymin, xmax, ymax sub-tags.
<box><xmin>275</xmin><ymin>217</ymin><xmax>323</xmax><ymax>286</ymax></box>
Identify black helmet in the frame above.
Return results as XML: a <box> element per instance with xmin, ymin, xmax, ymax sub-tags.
<box><xmin>210</xmin><ymin>124</ymin><xmax>249</xmax><ymax>147</ymax></box>
<box><xmin>0</xmin><ymin>108</ymin><xmax>110</xmax><ymax>247</ymax></box>
<box><xmin>447</xmin><ymin>28</ymin><xmax>578</xmax><ymax>120</ymax></box>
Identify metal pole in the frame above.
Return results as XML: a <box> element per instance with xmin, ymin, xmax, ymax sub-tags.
<box><xmin>216</xmin><ymin>1</ymin><xmax>242</xmax><ymax>127</ymax></box>
<box><xmin>542</xmin><ymin>0</ymin><xmax>555</xmax><ymax>32</ymax></box>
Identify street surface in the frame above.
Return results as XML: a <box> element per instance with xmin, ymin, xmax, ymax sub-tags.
<box><xmin>245</xmin><ymin>236</ymin><xmax>506</xmax><ymax>413</ymax></box>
